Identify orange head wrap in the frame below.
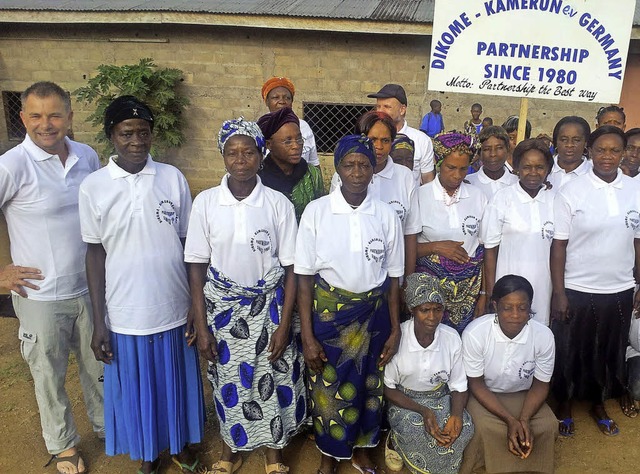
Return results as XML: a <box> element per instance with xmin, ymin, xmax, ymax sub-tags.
<box><xmin>261</xmin><ymin>77</ymin><xmax>295</xmax><ymax>100</ymax></box>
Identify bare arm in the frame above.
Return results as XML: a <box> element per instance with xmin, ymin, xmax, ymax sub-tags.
<box><xmin>517</xmin><ymin>378</ymin><xmax>551</xmax><ymax>458</ymax></box>
<box><xmin>379</xmin><ymin>277</ymin><xmax>401</xmax><ymax>367</ymax></box>
<box><xmin>404</xmin><ymin>233</ymin><xmax>417</xmax><ymax>278</ymax></box>
<box><xmin>417</xmin><ymin>240</ymin><xmax>470</xmax><ymax>264</ymax></box>
<box><xmin>298</xmin><ymin>274</ymin><xmax>327</xmax><ymax>373</ymax></box>
<box><xmin>188</xmin><ymin>262</ymin><xmax>217</xmax><ymax>362</ymax></box>
<box><xmin>268</xmin><ymin>265</ymin><xmax>296</xmax><ymax>361</ymax></box>
<box><xmin>550</xmin><ymin>239</ymin><xmax>569</xmax><ymax>321</ymax></box>
<box><xmin>421</xmin><ymin>170</ymin><xmax>436</xmax><ymax>184</ymax></box>
<box><xmin>86</xmin><ymin>243</ymin><xmax>111</xmax><ymax>363</ymax></box>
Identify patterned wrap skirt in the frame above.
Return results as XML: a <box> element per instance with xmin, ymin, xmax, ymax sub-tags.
<box><xmin>204</xmin><ymin>265</ymin><xmax>306</xmax><ymax>451</ymax></box>
<box><xmin>104</xmin><ymin>325</ymin><xmax>205</xmax><ymax>461</ymax></box>
<box><xmin>388</xmin><ymin>384</ymin><xmax>474</xmax><ymax>474</ymax></box>
<box><xmin>416</xmin><ymin>245</ymin><xmax>484</xmax><ymax>334</ymax></box>
<box><xmin>309</xmin><ymin>276</ymin><xmax>391</xmax><ymax>460</ymax></box>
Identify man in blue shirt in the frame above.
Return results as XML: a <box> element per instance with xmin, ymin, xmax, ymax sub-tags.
<box><xmin>420</xmin><ymin>99</ymin><xmax>445</xmax><ymax>138</ymax></box>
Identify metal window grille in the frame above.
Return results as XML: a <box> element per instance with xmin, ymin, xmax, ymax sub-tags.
<box><xmin>2</xmin><ymin>91</ymin><xmax>25</xmax><ymax>141</ymax></box>
<box><xmin>303</xmin><ymin>102</ymin><xmax>374</xmax><ymax>153</ymax></box>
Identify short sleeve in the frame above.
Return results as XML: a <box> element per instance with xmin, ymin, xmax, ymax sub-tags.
<box><xmin>553</xmin><ymin>191</ymin><xmax>572</xmax><ymax>240</ymax></box>
<box><xmin>420</xmin><ymin>135</ymin><xmax>435</xmax><ymax>173</ymax></box>
<box><xmin>480</xmin><ymin>193</ymin><xmax>506</xmax><ymax>248</ymax></box>
<box><xmin>462</xmin><ymin>326</ymin><xmax>486</xmax><ymax>378</ymax></box>
<box><xmin>448</xmin><ymin>335</ymin><xmax>468</xmax><ymax>392</ymax></box>
<box><xmin>383</xmin><ymin>354</ymin><xmax>401</xmax><ymax>389</ymax></box>
<box><xmin>294</xmin><ymin>204</ymin><xmax>318</xmax><ymax>275</ymax></box>
<box><xmin>533</xmin><ymin>326</ymin><xmax>556</xmax><ymax>383</ymax></box>
<box><xmin>183</xmin><ymin>192</ymin><xmax>213</xmax><ymax>264</ymax></box>
<box><xmin>78</xmin><ymin>183</ymin><xmax>101</xmax><ymax>244</ymax></box>
<box><xmin>177</xmin><ymin>172</ymin><xmax>192</xmax><ymax>238</ymax></box>
<box><xmin>403</xmin><ymin>178</ymin><xmax>421</xmax><ymax>235</ymax></box>
<box><xmin>384</xmin><ymin>207</ymin><xmax>405</xmax><ymax>278</ymax></box>
<box><xmin>276</xmin><ymin>199</ymin><xmax>298</xmax><ymax>267</ymax></box>
<box><xmin>301</xmin><ymin>120</ymin><xmax>320</xmax><ymax>167</ymax></box>
<box><xmin>329</xmin><ymin>172</ymin><xmax>340</xmax><ymax>193</ymax></box>
<box><xmin>0</xmin><ymin>162</ymin><xmax>17</xmax><ymax>208</ymax></box>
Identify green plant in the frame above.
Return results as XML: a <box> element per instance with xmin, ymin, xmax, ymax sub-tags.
<box><xmin>74</xmin><ymin>58</ymin><xmax>189</xmax><ymax>159</ymax></box>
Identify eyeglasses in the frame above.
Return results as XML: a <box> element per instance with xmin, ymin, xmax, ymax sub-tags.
<box><xmin>274</xmin><ymin>137</ymin><xmax>304</xmax><ymax>147</ymax></box>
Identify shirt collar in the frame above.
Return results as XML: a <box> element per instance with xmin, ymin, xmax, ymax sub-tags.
<box><xmin>375</xmin><ymin>158</ymin><xmax>395</xmax><ymax>180</ymax></box>
<box><xmin>588</xmin><ymin>168</ymin><xmax>623</xmax><ymax>189</ymax></box>
<box><xmin>107</xmin><ymin>154</ymin><xmax>156</xmax><ymax>179</ymax></box>
<box><xmin>406</xmin><ymin>319</ymin><xmax>441</xmax><ymax>353</ymax></box>
<box><xmin>218</xmin><ymin>174</ymin><xmax>265</xmax><ymax>207</ymax></box>
<box><xmin>432</xmin><ymin>175</ymin><xmax>470</xmax><ymax>201</ymax></box>
<box><xmin>551</xmin><ymin>155</ymin><xmax>591</xmax><ymax>175</ymax></box>
<box><xmin>491</xmin><ymin>316</ymin><xmax>530</xmax><ymax>344</ymax></box>
<box><xmin>477</xmin><ymin>166</ymin><xmax>511</xmax><ymax>184</ymax></box>
<box><xmin>329</xmin><ymin>187</ymin><xmax>375</xmax><ymax>215</ymax></box>
<box><xmin>399</xmin><ymin>120</ymin><xmax>409</xmax><ymax>134</ymax></box>
<box><xmin>22</xmin><ymin>134</ymin><xmax>77</xmax><ymax>164</ymax></box>
<box><xmin>514</xmin><ymin>181</ymin><xmax>550</xmax><ymax>203</ymax></box>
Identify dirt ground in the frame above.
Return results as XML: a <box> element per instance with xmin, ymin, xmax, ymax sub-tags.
<box><xmin>0</xmin><ymin>315</ymin><xmax>639</xmax><ymax>474</ymax></box>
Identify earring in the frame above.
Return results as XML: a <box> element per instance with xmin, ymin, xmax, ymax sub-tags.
<box><xmin>494</xmin><ymin>314</ymin><xmax>498</xmax><ymax>324</ymax></box>
<box><xmin>259</xmin><ymin>161</ymin><xmax>264</xmax><ymax>170</ymax></box>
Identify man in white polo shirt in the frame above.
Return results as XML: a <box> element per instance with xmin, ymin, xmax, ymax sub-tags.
<box><xmin>0</xmin><ymin>82</ymin><xmax>104</xmax><ymax>473</ymax></box>
<box><xmin>368</xmin><ymin>84</ymin><xmax>435</xmax><ymax>186</ymax></box>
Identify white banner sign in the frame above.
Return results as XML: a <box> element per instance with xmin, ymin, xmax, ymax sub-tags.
<box><xmin>428</xmin><ymin>0</ymin><xmax>635</xmax><ymax>103</ymax></box>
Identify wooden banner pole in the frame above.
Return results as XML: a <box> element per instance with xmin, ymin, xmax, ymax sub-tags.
<box><xmin>517</xmin><ymin>97</ymin><xmax>529</xmax><ymax>144</ymax></box>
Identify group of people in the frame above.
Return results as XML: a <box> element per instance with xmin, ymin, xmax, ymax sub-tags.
<box><xmin>1</xmin><ymin>77</ymin><xmax>639</xmax><ymax>474</ymax></box>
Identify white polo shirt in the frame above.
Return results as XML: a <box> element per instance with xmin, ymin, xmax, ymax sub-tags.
<box><xmin>0</xmin><ymin>135</ymin><xmax>99</xmax><ymax>301</ymax></box>
<box><xmin>547</xmin><ymin>155</ymin><xmax>592</xmax><ymax>190</ymax></box>
<box><xmin>329</xmin><ymin>158</ymin><xmax>420</xmax><ymax>235</ymax></box>
<box><xmin>462</xmin><ymin>314</ymin><xmax>555</xmax><ymax>393</ymax></box>
<box><xmin>295</xmin><ymin>188</ymin><xmax>404</xmax><ymax>293</ymax></box>
<box><xmin>481</xmin><ymin>183</ymin><xmax>556</xmax><ymax>325</ymax></box>
<box><xmin>300</xmin><ymin>119</ymin><xmax>320</xmax><ymax>167</ymax></box>
<box><xmin>385</xmin><ymin>320</ymin><xmax>467</xmax><ymax>393</ymax></box>
<box><xmin>466</xmin><ymin>166</ymin><xmax>518</xmax><ymax>200</ymax></box>
<box><xmin>554</xmin><ymin>170</ymin><xmax>640</xmax><ymax>293</ymax></box>
<box><xmin>185</xmin><ymin>175</ymin><xmax>297</xmax><ymax>287</ymax></box>
<box><xmin>399</xmin><ymin>120</ymin><xmax>435</xmax><ymax>186</ymax></box>
<box><xmin>79</xmin><ymin>156</ymin><xmax>191</xmax><ymax>335</ymax></box>
<box><xmin>417</xmin><ymin>177</ymin><xmax>487</xmax><ymax>256</ymax></box>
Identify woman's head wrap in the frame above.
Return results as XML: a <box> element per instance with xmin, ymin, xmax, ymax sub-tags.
<box><xmin>217</xmin><ymin>117</ymin><xmax>266</xmax><ymax>156</ymax></box>
<box><xmin>104</xmin><ymin>95</ymin><xmax>154</xmax><ymax>138</ymax></box>
<box><xmin>334</xmin><ymin>134</ymin><xmax>376</xmax><ymax>170</ymax></box>
<box><xmin>391</xmin><ymin>134</ymin><xmax>415</xmax><ymax>154</ymax></box>
<box><xmin>404</xmin><ymin>273</ymin><xmax>445</xmax><ymax>310</ymax></box>
<box><xmin>261</xmin><ymin>77</ymin><xmax>295</xmax><ymax>100</ymax></box>
<box><xmin>433</xmin><ymin>132</ymin><xmax>473</xmax><ymax>166</ymax></box>
<box><xmin>257</xmin><ymin>107</ymin><xmax>300</xmax><ymax>140</ymax></box>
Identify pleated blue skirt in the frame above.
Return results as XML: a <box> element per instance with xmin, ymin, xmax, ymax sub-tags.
<box><xmin>104</xmin><ymin>324</ymin><xmax>205</xmax><ymax>461</ymax></box>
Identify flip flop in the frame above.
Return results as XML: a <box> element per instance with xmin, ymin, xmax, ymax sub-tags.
<box><xmin>208</xmin><ymin>458</ymin><xmax>243</xmax><ymax>474</ymax></box>
<box><xmin>593</xmin><ymin>418</ymin><xmax>620</xmax><ymax>436</ymax></box>
<box><xmin>171</xmin><ymin>455</ymin><xmax>203</xmax><ymax>473</ymax></box>
<box><xmin>44</xmin><ymin>452</ymin><xmax>87</xmax><ymax>474</ymax></box>
<box><xmin>619</xmin><ymin>396</ymin><xmax>639</xmax><ymax>418</ymax></box>
<box><xmin>558</xmin><ymin>417</ymin><xmax>575</xmax><ymax>437</ymax></box>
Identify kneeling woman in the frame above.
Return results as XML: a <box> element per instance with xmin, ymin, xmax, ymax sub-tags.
<box><xmin>384</xmin><ymin>273</ymin><xmax>474</xmax><ymax>474</ymax></box>
<box><xmin>295</xmin><ymin>135</ymin><xmax>404</xmax><ymax>474</ymax></box>
<box><xmin>460</xmin><ymin>275</ymin><xmax>557</xmax><ymax>474</ymax></box>
<box><xmin>186</xmin><ymin>118</ymin><xmax>306</xmax><ymax>474</ymax></box>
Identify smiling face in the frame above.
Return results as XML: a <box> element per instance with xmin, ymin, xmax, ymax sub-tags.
<box><xmin>496</xmin><ymin>290</ymin><xmax>531</xmax><ymax>339</ymax></box>
<box><xmin>471</xmin><ymin>105</ymin><xmax>482</xmax><ymax>121</ymax></box>
<box><xmin>590</xmin><ymin>133</ymin><xmax>625</xmax><ymax>182</ymax></box>
<box><xmin>480</xmin><ymin>136</ymin><xmax>509</xmax><ymax>173</ymax></box>
<box><xmin>223</xmin><ymin>134</ymin><xmax>262</xmax><ymax>183</ymax></box>
<box><xmin>265</xmin><ymin>86</ymin><xmax>293</xmax><ymax>112</ymax></box>
<box><xmin>110</xmin><ymin>118</ymin><xmax>152</xmax><ymax>173</ymax></box>
<box><xmin>20</xmin><ymin>93</ymin><xmax>72</xmax><ymax>156</ymax></box>
<box><xmin>266</xmin><ymin>122</ymin><xmax>303</xmax><ymax>169</ymax></box>
<box><xmin>336</xmin><ymin>152</ymin><xmax>374</xmax><ymax>196</ymax></box>
<box><xmin>517</xmin><ymin>149</ymin><xmax>550</xmax><ymax>197</ymax></box>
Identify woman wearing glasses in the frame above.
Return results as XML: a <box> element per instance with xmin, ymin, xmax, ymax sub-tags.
<box><xmin>257</xmin><ymin>107</ymin><xmax>325</xmax><ymax>222</ymax></box>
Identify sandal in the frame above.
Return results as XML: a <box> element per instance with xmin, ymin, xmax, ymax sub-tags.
<box><xmin>172</xmin><ymin>455</ymin><xmax>204</xmax><ymax>473</ymax></box>
<box><xmin>265</xmin><ymin>462</ymin><xmax>289</xmax><ymax>474</ymax></box>
<box><xmin>558</xmin><ymin>417</ymin><xmax>575</xmax><ymax>437</ymax></box>
<box><xmin>619</xmin><ymin>393</ymin><xmax>639</xmax><ymax>418</ymax></box>
<box><xmin>384</xmin><ymin>432</ymin><xmax>403</xmax><ymax>472</ymax></box>
<box><xmin>593</xmin><ymin>417</ymin><xmax>620</xmax><ymax>436</ymax></box>
<box><xmin>207</xmin><ymin>458</ymin><xmax>243</xmax><ymax>474</ymax></box>
<box><xmin>44</xmin><ymin>452</ymin><xmax>87</xmax><ymax>474</ymax></box>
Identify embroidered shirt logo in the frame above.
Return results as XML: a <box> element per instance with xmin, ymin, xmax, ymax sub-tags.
<box><xmin>430</xmin><ymin>370</ymin><xmax>450</xmax><ymax>386</ymax></box>
<box><xmin>461</xmin><ymin>215</ymin><xmax>479</xmax><ymax>236</ymax></box>
<box><xmin>518</xmin><ymin>360</ymin><xmax>536</xmax><ymax>380</ymax></box>
<box><xmin>626</xmin><ymin>210</ymin><xmax>640</xmax><ymax>230</ymax></box>
<box><xmin>541</xmin><ymin>221</ymin><xmax>554</xmax><ymax>241</ymax></box>
<box><xmin>156</xmin><ymin>200</ymin><xmax>178</xmax><ymax>225</ymax></box>
<box><xmin>251</xmin><ymin>229</ymin><xmax>272</xmax><ymax>254</ymax></box>
<box><xmin>364</xmin><ymin>238</ymin><xmax>385</xmax><ymax>263</ymax></box>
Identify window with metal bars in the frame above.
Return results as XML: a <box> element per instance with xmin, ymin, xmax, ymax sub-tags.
<box><xmin>303</xmin><ymin>102</ymin><xmax>374</xmax><ymax>153</ymax></box>
<box><xmin>2</xmin><ymin>91</ymin><xmax>25</xmax><ymax>141</ymax></box>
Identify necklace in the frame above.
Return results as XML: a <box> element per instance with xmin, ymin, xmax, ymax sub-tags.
<box><xmin>442</xmin><ymin>186</ymin><xmax>460</xmax><ymax>206</ymax></box>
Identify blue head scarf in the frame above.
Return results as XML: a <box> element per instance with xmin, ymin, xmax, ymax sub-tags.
<box><xmin>217</xmin><ymin>117</ymin><xmax>267</xmax><ymax>156</ymax></box>
<box><xmin>333</xmin><ymin>134</ymin><xmax>376</xmax><ymax>170</ymax></box>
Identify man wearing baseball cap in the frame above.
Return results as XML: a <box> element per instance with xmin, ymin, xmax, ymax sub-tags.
<box><xmin>368</xmin><ymin>84</ymin><xmax>435</xmax><ymax>185</ymax></box>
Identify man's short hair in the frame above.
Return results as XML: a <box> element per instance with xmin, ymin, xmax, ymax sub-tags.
<box><xmin>21</xmin><ymin>81</ymin><xmax>71</xmax><ymax>112</ymax></box>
